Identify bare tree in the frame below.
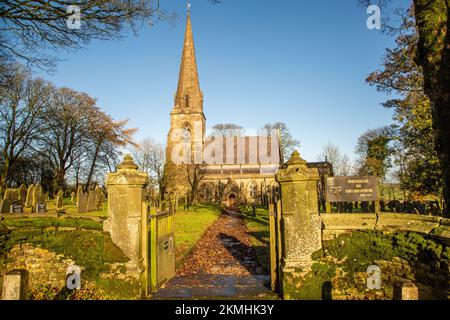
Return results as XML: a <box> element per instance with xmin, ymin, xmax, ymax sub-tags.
<box><xmin>319</xmin><ymin>142</ymin><xmax>353</xmax><ymax>176</ymax></box>
<box><xmin>211</xmin><ymin>123</ymin><xmax>244</xmax><ymax>137</ymax></box>
<box><xmin>37</xmin><ymin>87</ymin><xmax>93</xmax><ymax>190</ymax></box>
<box><xmin>84</xmin><ymin>109</ymin><xmax>136</xmax><ymax>190</ymax></box>
<box><xmin>184</xmin><ymin>163</ymin><xmax>205</xmax><ymax>206</ymax></box>
<box><xmin>131</xmin><ymin>138</ymin><xmax>166</xmax><ymax>198</ymax></box>
<box><xmin>0</xmin><ymin>64</ymin><xmax>51</xmax><ymax>189</ymax></box>
<box><xmin>260</xmin><ymin>122</ymin><xmax>300</xmax><ymax>162</ymax></box>
<box><xmin>0</xmin><ymin>1</ymin><xmax>171</xmax><ymax>70</ymax></box>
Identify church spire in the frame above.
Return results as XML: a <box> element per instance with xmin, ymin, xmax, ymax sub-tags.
<box><xmin>174</xmin><ymin>7</ymin><xmax>203</xmax><ymax>112</ymax></box>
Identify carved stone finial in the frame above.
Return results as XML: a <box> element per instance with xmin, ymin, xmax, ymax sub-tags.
<box><xmin>286</xmin><ymin>150</ymin><xmax>307</xmax><ymax>166</ymax></box>
<box><xmin>118</xmin><ymin>154</ymin><xmax>138</xmax><ymax>170</ymax></box>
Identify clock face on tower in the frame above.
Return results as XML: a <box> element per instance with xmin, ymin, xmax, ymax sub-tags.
<box><xmin>183</xmin><ymin>125</ymin><xmax>191</xmax><ymax>141</ymax></box>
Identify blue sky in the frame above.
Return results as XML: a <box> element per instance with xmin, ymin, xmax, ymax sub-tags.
<box><xmin>38</xmin><ymin>0</ymin><xmax>410</xmax><ymax>163</ymax></box>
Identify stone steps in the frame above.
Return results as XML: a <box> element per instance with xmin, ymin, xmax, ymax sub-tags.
<box><xmin>150</xmin><ymin>274</ymin><xmax>278</xmax><ymax>300</ymax></box>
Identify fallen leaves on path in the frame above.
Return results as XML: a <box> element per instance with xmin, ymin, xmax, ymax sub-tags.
<box><xmin>177</xmin><ymin>210</ymin><xmax>264</xmax><ymax>276</ymax></box>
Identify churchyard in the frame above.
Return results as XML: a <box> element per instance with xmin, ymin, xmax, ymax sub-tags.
<box><xmin>0</xmin><ymin>185</ymin><xmax>224</xmax><ymax>299</ymax></box>
<box><xmin>1</xmin><ymin>0</ymin><xmax>450</xmax><ymax>306</ymax></box>
<box><xmin>2</xmin><ymin>153</ymin><xmax>449</xmax><ymax>300</ymax></box>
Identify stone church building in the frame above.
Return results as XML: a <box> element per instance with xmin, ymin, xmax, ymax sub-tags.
<box><xmin>165</xmin><ymin>10</ymin><xmax>331</xmax><ymax>207</ymax></box>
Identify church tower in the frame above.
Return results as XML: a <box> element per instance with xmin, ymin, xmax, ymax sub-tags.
<box><xmin>165</xmin><ymin>7</ymin><xmax>205</xmax><ymax>194</ymax></box>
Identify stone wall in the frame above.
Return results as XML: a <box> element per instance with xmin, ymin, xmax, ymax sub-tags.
<box><xmin>319</xmin><ymin>213</ymin><xmax>450</xmax><ymax>300</ymax></box>
<box><xmin>321</xmin><ymin>213</ymin><xmax>450</xmax><ymax>243</ymax></box>
<box><xmin>330</xmin><ymin>257</ymin><xmax>449</xmax><ymax>300</ymax></box>
<box><xmin>0</xmin><ymin>243</ymin><xmax>75</xmax><ymax>299</ymax></box>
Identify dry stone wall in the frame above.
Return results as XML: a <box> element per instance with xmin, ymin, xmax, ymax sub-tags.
<box><xmin>0</xmin><ymin>243</ymin><xmax>75</xmax><ymax>299</ymax></box>
<box><xmin>321</xmin><ymin>213</ymin><xmax>450</xmax><ymax>244</ymax></box>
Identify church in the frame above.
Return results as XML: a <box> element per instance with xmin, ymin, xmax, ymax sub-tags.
<box><xmin>165</xmin><ymin>9</ymin><xmax>331</xmax><ymax>207</ymax></box>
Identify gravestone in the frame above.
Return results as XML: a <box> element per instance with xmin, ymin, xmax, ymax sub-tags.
<box><xmin>0</xmin><ymin>188</ymin><xmax>18</xmax><ymax>213</ymax></box>
<box><xmin>77</xmin><ymin>186</ymin><xmax>88</xmax><ymax>213</ymax></box>
<box><xmin>87</xmin><ymin>189</ymin><xmax>98</xmax><ymax>212</ymax></box>
<box><xmin>10</xmin><ymin>203</ymin><xmax>23</xmax><ymax>214</ymax></box>
<box><xmin>70</xmin><ymin>191</ymin><xmax>75</xmax><ymax>204</ymax></box>
<box><xmin>18</xmin><ymin>184</ymin><xmax>27</xmax><ymax>204</ymax></box>
<box><xmin>393</xmin><ymin>279</ymin><xmax>418</xmax><ymax>300</ymax></box>
<box><xmin>55</xmin><ymin>189</ymin><xmax>64</xmax><ymax>209</ymax></box>
<box><xmin>275</xmin><ymin>150</ymin><xmax>321</xmax><ymax>300</ymax></box>
<box><xmin>36</xmin><ymin>202</ymin><xmax>47</xmax><ymax>213</ymax></box>
<box><xmin>1</xmin><ymin>270</ymin><xmax>28</xmax><ymax>300</ymax></box>
<box><xmin>32</xmin><ymin>184</ymin><xmax>43</xmax><ymax>210</ymax></box>
<box><xmin>0</xmin><ymin>198</ymin><xmax>10</xmax><ymax>214</ymax></box>
<box><xmin>95</xmin><ymin>187</ymin><xmax>104</xmax><ymax>210</ymax></box>
<box><xmin>25</xmin><ymin>184</ymin><xmax>35</xmax><ymax>207</ymax></box>
<box><xmin>103</xmin><ymin>154</ymin><xmax>148</xmax><ymax>267</ymax></box>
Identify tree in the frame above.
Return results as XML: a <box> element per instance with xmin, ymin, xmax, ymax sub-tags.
<box><xmin>0</xmin><ymin>0</ymin><xmax>222</xmax><ymax>71</ymax></box>
<box><xmin>83</xmin><ymin>109</ymin><xmax>136</xmax><ymax>190</ymax></box>
<box><xmin>184</xmin><ymin>163</ymin><xmax>206</xmax><ymax>206</ymax></box>
<box><xmin>0</xmin><ymin>64</ymin><xmax>51</xmax><ymax>189</ymax></box>
<box><xmin>366</xmin><ymin>6</ymin><xmax>443</xmax><ymax>200</ymax></box>
<box><xmin>319</xmin><ymin>142</ymin><xmax>353</xmax><ymax>176</ymax></box>
<box><xmin>260</xmin><ymin>122</ymin><xmax>300</xmax><ymax>162</ymax></box>
<box><xmin>355</xmin><ymin>126</ymin><xmax>396</xmax><ymax>181</ymax></box>
<box><xmin>359</xmin><ymin>0</ymin><xmax>450</xmax><ymax>213</ymax></box>
<box><xmin>0</xmin><ymin>1</ymin><xmax>167</xmax><ymax>70</ymax></box>
<box><xmin>37</xmin><ymin>87</ymin><xmax>94</xmax><ymax>190</ymax></box>
<box><xmin>131</xmin><ymin>138</ymin><xmax>166</xmax><ymax>199</ymax></box>
<box><xmin>211</xmin><ymin>123</ymin><xmax>244</xmax><ymax>137</ymax></box>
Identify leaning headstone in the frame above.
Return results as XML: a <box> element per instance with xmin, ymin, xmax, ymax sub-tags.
<box><xmin>1</xmin><ymin>270</ymin><xmax>28</xmax><ymax>300</ymax></box>
<box><xmin>25</xmin><ymin>184</ymin><xmax>35</xmax><ymax>207</ymax></box>
<box><xmin>55</xmin><ymin>189</ymin><xmax>64</xmax><ymax>209</ymax></box>
<box><xmin>393</xmin><ymin>279</ymin><xmax>419</xmax><ymax>300</ymax></box>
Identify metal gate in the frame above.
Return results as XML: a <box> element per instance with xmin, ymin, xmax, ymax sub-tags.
<box><xmin>141</xmin><ymin>200</ymin><xmax>175</xmax><ymax>296</ymax></box>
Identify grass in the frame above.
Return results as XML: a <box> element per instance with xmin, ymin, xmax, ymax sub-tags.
<box><xmin>2</xmin><ymin>217</ymin><xmax>103</xmax><ymax>230</ymax></box>
<box><xmin>2</xmin><ymin>229</ymin><xmax>129</xmax><ymax>279</ymax></box>
<box><xmin>240</xmin><ymin>205</ymin><xmax>271</xmax><ymax>274</ymax></box>
<box><xmin>174</xmin><ymin>204</ymin><xmax>222</xmax><ymax>266</ymax></box>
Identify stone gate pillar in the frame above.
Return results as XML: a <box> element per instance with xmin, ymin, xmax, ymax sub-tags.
<box><xmin>104</xmin><ymin>155</ymin><xmax>148</xmax><ymax>270</ymax></box>
<box><xmin>275</xmin><ymin>150</ymin><xmax>322</xmax><ymax>299</ymax></box>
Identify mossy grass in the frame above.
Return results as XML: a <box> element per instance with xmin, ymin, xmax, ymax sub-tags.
<box><xmin>2</xmin><ymin>217</ymin><xmax>103</xmax><ymax>230</ymax></box>
<box><xmin>3</xmin><ymin>229</ymin><xmax>128</xmax><ymax>279</ymax></box>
